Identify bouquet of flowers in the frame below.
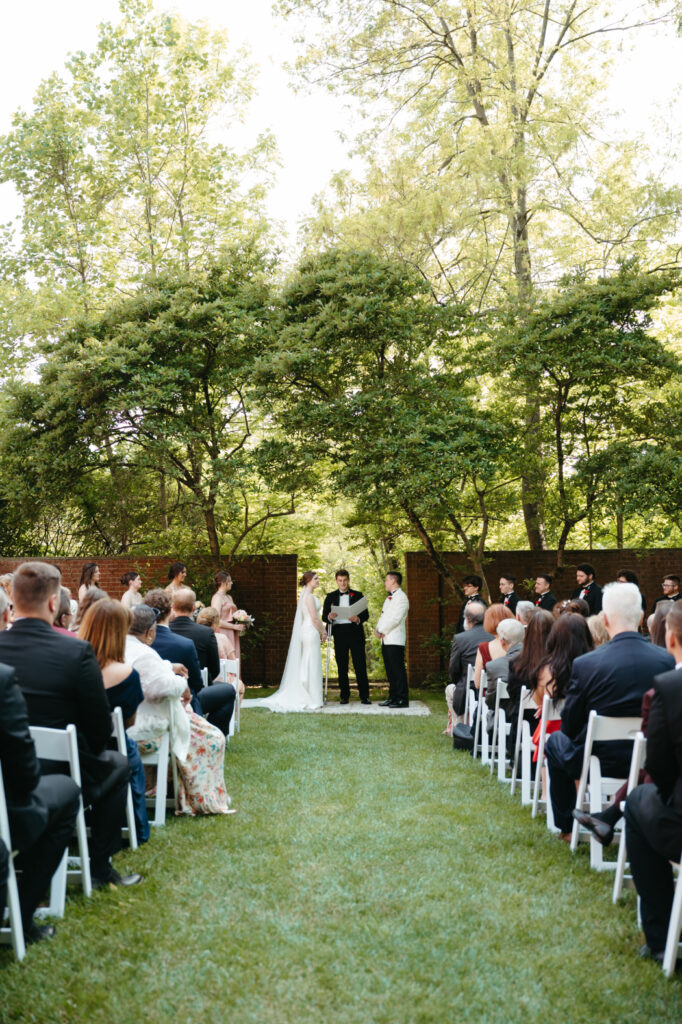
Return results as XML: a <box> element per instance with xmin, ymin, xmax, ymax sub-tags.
<box><xmin>233</xmin><ymin>609</ymin><xmax>254</xmax><ymax>628</ymax></box>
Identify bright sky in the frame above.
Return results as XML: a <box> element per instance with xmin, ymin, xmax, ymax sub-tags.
<box><xmin>2</xmin><ymin>1</ymin><xmax>682</xmax><ymax>251</ymax></box>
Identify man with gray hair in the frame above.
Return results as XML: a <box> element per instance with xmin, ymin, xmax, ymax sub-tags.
<box><xmin>515</xmin><ymin>601</ymin><xmax>535</xmax><ymax>626</ymax></box>
<box><xmin>546</xmin><ymin>581</ymin><xmax>675</xmax><ymax>839</ymax></box>
<box><xmin>445</xmin><ymin>602</ymin><xmax>492</xmax><ymax>731</ymax></box>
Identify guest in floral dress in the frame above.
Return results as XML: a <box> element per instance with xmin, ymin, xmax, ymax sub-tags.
<box><xmin>211</xmin><ymin>571</ymin><xmax>245</xmax><ymax>662</ymax></box>
<box><xmin>125</xmin><ymin>605</ymin><xmax>232</xmax><ymax>816</ymax></box>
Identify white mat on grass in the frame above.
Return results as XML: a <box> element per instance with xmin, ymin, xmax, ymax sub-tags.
<box><xmin>241</xmin><ymin>698</ymin><xmax>430</xmax><ymax>717</ymax></box>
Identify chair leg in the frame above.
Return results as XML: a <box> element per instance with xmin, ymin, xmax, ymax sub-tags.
<box><xmin>75</xmin><ymin>801</ymin><xmax>92</xmax><ymax>896</ymax></box>
<box><xmin>2</xmin><ymin>858</ymin><xmax>26</xmax><ymax>960</ymax></box>
<box><xmin>663</xmin><ymin>867</ymin><xmax>682</xmax><ymax>977</ymax></box>
<box><xmin>35</xmin><ymin>848</ymin><xmax>67</xmax><ymax>920</ymax></box>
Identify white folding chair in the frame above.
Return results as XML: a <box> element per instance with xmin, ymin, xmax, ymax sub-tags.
<box><xmin>510</xmin><ymin>686</ymin><xmax>528</xmax><ymax>796</ymax></box>
<box><xmin>111</xmin><ymin>708</ymin><xmax>138</xmax><ymax>851</ymax></box>
<box><xmin>612</xmin><ymin>732</ymin><xmax>646</xmax><ymax>903</ymax></box>
<box><xmin>219</xmin><ymin>658</ymin><xmax>241</xmax><ymax>736</ymax></box>
<box><xmin>29</xmin><ymin>724</ymin><xmax>92</xmax><ymax>916</ymax></box>
<box><xmin>139</xmin><ymin>726</ymin><xmax>178</xmax><ymax>828</ymax></box>
<box><xmin>489</xmin><ymin>679</ymin><xmax>511</xmax><ymax>780</ymax></box>
<box><xmin>531</xmin><ymin>694</ymin><xmax>562</xmax><ymax>831</ymax></box>
<box><xmin>463</xmin><ymin>664</ymin><xmax>475</xmax><ymax>727</ymax></box>
<box><xmin>570</xmin><ymin>711</ymin><xmax>642</xmax><ymax>870</ymax></box>
<box><xmin>663</xmin><ymin>861</ymin><xmax>682</xmax><ymax>978</ymax></box>
<box><xmin>200</xmin><ymin>667</ymin><xmax>209</xmax><ymax>689</ymax></box>
<box><xmin>472</xmin><ymin>670</ymin><xmax>490</xmax><ymax>763</ymax></box>
<box><xmin>0</xmin><ymin>761</ymin><xmax>25</xmax><ymax>961</ymax></box>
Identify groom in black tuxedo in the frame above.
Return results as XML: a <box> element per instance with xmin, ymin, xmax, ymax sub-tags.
<box><xmin>322</xmin><ymin>570</ymin><xmax>371</xmax><ymax>705</ymax></box>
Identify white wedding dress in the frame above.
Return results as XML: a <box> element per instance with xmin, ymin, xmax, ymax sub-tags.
<box><xmin>247</xmin><ymin>589</ymin><xmax>324</xmax><ymax>712</ymax></box>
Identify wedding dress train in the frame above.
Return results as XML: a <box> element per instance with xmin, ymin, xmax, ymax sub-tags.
<box><xmin>245</xmin><ymin>589</ymin><xmax>324</xmax><ymax>712</ymax></box>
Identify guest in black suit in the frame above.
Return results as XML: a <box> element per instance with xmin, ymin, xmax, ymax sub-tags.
<box><xmin>498</xmin><ymin>574</ymin><xmax>518</xmax><ymax>615</ymax></box>
<box><xmin>624</xmin><ymin>600</ymin><xmax>682</xmax><ymax>961</ymax></box>
<box><xmin>534</xmin><ymin>574</ymin><xmax>558</xmax><ymax>611</ymax></box>
<box><xmin>445</xmin><ymin>602</ymin><xmax>492</xmax><ymax>729</ymax></box>
<box><xmin>571</xmin><ymin>563</ymin><xmax>602</xmax><ymax>614</ymax></box>
<box><xmin>546</xmin><ymin>581</ymin><xmax>674</xmax><ymax>837</ymax></box>
<box><xmin>170</xmin><ymin>587</ymin><xmax>220</xmax><ymax>680</ymax></box>
<box><xmin>322</xmin><ymin>570</ymin><xmax>371</xmax><ymax>704</ymax></box>
<box><xmin>0</xmin><ymin>585</ymin><xmax>80</xmax><ymax>944</ymax></box>
<box><xmin>0</xmin><ymin>562</ymin><xmax>140</xmax><ymax>890</ymax></box>
<box><xmin>148</xmin><ymin>588</ymin><xmax>236</xmax><ymax>736</ymax></box>
<box><xmin>455</xmin><ymin>575</ymin><xmax>488</xmax><ymax>633</ymax></box>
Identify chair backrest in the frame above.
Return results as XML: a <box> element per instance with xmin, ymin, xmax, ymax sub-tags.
<box><xmin>587</xmin><ymin>711</ymin><xmax>643</xmax><ymax>746</ymax></box>
<box><xmin>626</xmin><ymin>732</ymin><xmax>646</xmax><ymax>794</ymax></box>
<box><xmin>111</xmin><ymin>706</ymin><xmax>127</xmax><ymax>756</ymax></box>
<box><xmin>219</xmin><ymin>658</ymin><xmax>239</xmax><ymax>680</ymax></box>
<box><xmin>29</xmin><ymin>724</ymin><xmax>82</xmax><ymax>787</ymax></box>
<box><xmin>200</xmin><ymin>667</ymin><xmax>209</xmax><ymax>688</ymax></box>
<box><xmin>0</xmin><ymin>760</ymin><xmax>13</xmax><ymax>851</ymax></box>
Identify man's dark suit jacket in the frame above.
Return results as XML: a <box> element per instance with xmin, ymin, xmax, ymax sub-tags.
<box><xmin>631</xmin><ymin>668</ymin><xmax>682</xmax><ymax>861</ymax></box>
<box><xmin>456</xmin><ymin>595</ymin><xmax>488</xmax><ymax>633</ymax></box>
<box><xmin>170</xmin><ymin>616</ymin><xmax>220</xmax><ymax>681</ymax></box>
<box><xmin>500</xmin><ymin>592</ymin><xmax>518</xmax><ymax>614</ymax></box>
<box><xmin>535</xmin><ymin>592</ymin><xmax>558</xmax><ymax>611</ymax></box>
<box><xmin>571</xmin><ymin>581</ymin><xmax>603</xmax><ymax>614</ymax></box>
<box><xmin>321</xmin><ymin>589</ymin><xmax>369</xmax><ymax>637</ymax></box>
<box><xmin>448</xmin><ymin>624</ymin><xmax>493</xmax><ymax>687</ymax></box>
<box><xmin>152</xmin><ymin>624</ymin><xmax>203</xmax><ymax>695</ymax></box>
<box><xmin>0</xmin><ymin>663</ymin><xmax>48</xmax><ymax>852</ymax></box>
<box><xmin>0</xmin><ymin>618</ymin><xmax>112</xmax><ymax>790</ymax></box>
<box><xmin>559</xmin><ymin>631</ymin><xmax>674</xmax><ymax>774</ymax></box>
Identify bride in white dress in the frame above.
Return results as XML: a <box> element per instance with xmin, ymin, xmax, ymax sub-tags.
<box><xmin>251</xmin><ymin>571</ymin><xmax>327</xmax><ymax>712</ymax></box>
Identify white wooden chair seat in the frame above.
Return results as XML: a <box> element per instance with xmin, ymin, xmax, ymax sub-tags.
<box><xmin>111</xmin><ymin>707</ymin><xmax>138</xmax><ymax>851</ymax></box>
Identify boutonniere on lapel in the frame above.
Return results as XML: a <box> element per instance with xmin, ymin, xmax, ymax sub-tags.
<box><xmin>387</xmin><ymin>594</ymin><xmax>393</xmax><ymax>601</ymax></box>
<box><xmin>349</xmin><ymin>592</ymin><xmax>356</xmax><ymax>599</ymax></box>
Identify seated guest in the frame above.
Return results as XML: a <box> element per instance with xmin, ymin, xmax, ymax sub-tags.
<box><xmin>571</xmin><ymin>563</ymin><xmax>602</xmax><ymax>614</ymax></box>
<box><xmin>455</xmin><ymin>575</ymin><xmax>488</xmax><ymax>633</ymax></box>
<box><xmin>515</xmin><ymin>601</ymin><xmax>535</xmax><ymax>626</ymax></box>
<box><xmin>586</xmin><ymin>612</ymin><xmax>609</xmax><ymax>648</ymax></box>
<box><xmin>79</xmin><ymin>599</ymin><xmax>150</xmax><ymax>845</ymax></box>
<box><xmin>53</xmin><ymin>586</ymin><xmax>75</xmax><ymax>635</ymax></box>
<box><xmin>73</xmin><ymin>586</ymin><xmax>108</xmax><ymax>630</ymax></box>
<box><xmin>545</xmin><ymin>582</ymin><xmax>674</xmax><ymax>840</ymax></box>
<box><xmin>0</xmin><ymin>561</ymin><xmax>140</xmax><ymax>890</ymax></box>
<box><xmin>507</xmin><ymin>609</ymin><xmax>554</xmax><ymax>749</ymax></box>
<box><xmin>77</xmin><ymin>562</ymin><xmax>100</xmax><ymax>605</ymax></box>
<box><xmin>623</xmin><ymin>601</ymin><xmax>682</xmax><ymax>963</ymax></box>
<box><xmin>534</xmin><ymin>574</ymin><xmax>557</xmax><ymax>611</ymax></box>
<box><xmin>654</xmin><ymin>574</ymin><xmax>681</xmax><ymax>608</ymax></box>
<box><xmin>164</xmin><ymin>561</ymin><xmax>188</xmax><ymax>597</ymax></box>
<box><xmin>125</xmin><ymin>605</ymin><xmax>232</xmax><ymax>816</ymax></box>
<box><xmin>0</xmin><ymin>573</ymin><xmax>13</xmax><ymax>622</ymax></box>
<box><xmin>473</xmin><ymin>604</ymin><xmax>514</xmax><ymax>691</ymax></box>
<box><xmin>498</xmin><ymin>574</ymin><xmax>518</xmax><ymax>614</ymax></box>
<box><xmin>120</xmin><ymin>572</ymin><xmax>143</xmax><ymax>611</ymax></box>
<box><xmin>445</xmin><ymin>601</ymin><xmax>491</xmax><ymax>732</ymax></box>
<box><xmin>0</xmin><ymin>588</ymin><xmax>80</xmax><ymax>943</ymax></box>
<box><xmin>533</xmin><ymin>614</ymin><xmax>594</xmax><ymax>753</ymax></box>
<box><xmin>554</xmin><ymin>597</ymin><xmax>590</xmax><ymax>619</ymax></box>
<box><xmin>146</xmin><ymin>589</ymin><xmax>235</xmax><ymax>737</ymax></box>
<box><xmin>649</xmin><ymin>600</ymin><xmax>674</xmax><ymax>648</ymax></box>
<box><xmin>617</xmin><ymin>568</ymin><xmax>646</xmax><ymax>618</ymax></box>
<box><xmin>484</xmin><ymin>619</ymin><xmax>526</xmax><ymax>709</ymax></box>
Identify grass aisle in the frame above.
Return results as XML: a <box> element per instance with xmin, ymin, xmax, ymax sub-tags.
<box><xmin>2</xmin><ymin>694</ymin><xmax>682</xmax><ymax>1023</ymax></box>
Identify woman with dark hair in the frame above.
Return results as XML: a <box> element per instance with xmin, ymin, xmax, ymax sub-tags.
<box><xmin>553</xmin><ymin>597</ymin><xmax>590</xmax><ymax>619</ymax></box>
<box><xmin>507</xmin><ymin>609</ymin><xmax>554</xmax><ymax>749</ymax></box>
<box><xmin>73</xmin><ymin>586</ymin><xmax>108</xmax><ymax>630</ymax></box>
<box><xmin>79</xmin><ymin>599</ymin><xmax>150</xmax><ymax>844</ymax></box>
<box><xmin>53</xmin><ymin>586</ymin><xmax>75</xmax><ymax>634</ymax></box>
<box><xmin>246</xmin><ymin>571</ymin><xmax>325</xmax><ymax>712</ymax></box>
<box><xmin>649</xmin><ymin>599</ymin><xmax>673</xmax><ymax>647</ymax></box>
<box><xmin>78</xmin><ymin>562</ymin><xmax>100</xmax><ymax>604</ymax></box>
<box><xmin>534</xmin><ymin>613</ymin><xmax>594</xmax><ymax>708</ymax></box>
<box><xmin>211</xmin><ymin>570</ymin><xmax>246</xmax><ymax>662</ymax></box>
<box><xmin>120</xmin><ymin>571</ymin><xmax>143</xmax><ymax>611</ymax></box>
<box><xmin>164</xmin><ymin>562</ymin><xmax>187</xmax><ymax>596</ymax></box>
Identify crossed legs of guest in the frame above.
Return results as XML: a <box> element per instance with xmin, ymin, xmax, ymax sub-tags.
<box><xmin>196</xmin><ymin>682</ymin><xmax>236</xmax><ymax>736</ymax></box>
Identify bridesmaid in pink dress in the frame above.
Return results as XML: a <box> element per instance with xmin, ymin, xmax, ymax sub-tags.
<box><xmin>210</xmin><ymin>571</ymin><xmax>245</xmax><ymax>661</ymax></box>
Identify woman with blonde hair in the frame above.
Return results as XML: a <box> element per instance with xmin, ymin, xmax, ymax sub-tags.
<box><xmin>197</xmin><ymin>605</ymin><xmax>246</xmax><ymax>701</ymax></box>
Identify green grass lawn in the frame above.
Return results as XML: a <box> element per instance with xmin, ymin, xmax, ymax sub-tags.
<box><xmin>2</xmin><ymin>690</ymin><xmax>682</xmax><ymax>1023</ymax></box>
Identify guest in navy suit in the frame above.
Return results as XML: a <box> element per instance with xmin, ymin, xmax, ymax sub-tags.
<box><xmin>545</xmin><ymin>581</ymin><xmax>674</xmax><ymax>837</ymax></box>
<box><xmin>145</xmin><ymin>589</ymin><xmax>235</xmax><ymax>736</ymax></box>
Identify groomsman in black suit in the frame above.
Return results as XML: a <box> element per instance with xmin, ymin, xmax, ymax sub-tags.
<box><xmin>322</xmin><ymin>570</ymin><xmax>371</xmax><ymax>705</ymax></box>
<box><xmin>498</xmin><ymin>573</ymin><xmax>518</xmax><ymax>614</ymax></box>
<box><xmin>654</xmin><ymin>575</ymin><xmax>682</xmax><ymax>608</ymax></box>
<box><xmin>571</xmin><ymin>563</ymin><xmax>602</xmax><ymax>614</ymax></box>
<box><xmin>456</xmin><ymin>575</ymin><xmax>488</xmax><ymax>633</ymax></box>
<box><xmin>534</xmin><ymin>574</ymin><xmax>558</xmax><ymax>611</ymax></box>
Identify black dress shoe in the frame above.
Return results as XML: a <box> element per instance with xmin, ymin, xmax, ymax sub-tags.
<box><xmin>360</xmin><ymin>698</ymin><xmax>372</xmax><ymax>705</ymax></box>
<box><xmin>339</xmin><ymin>698</ymin><xmax>350</xmax><ymax>705</ymax></box>
<box><xmin>25</xmin><ymin>922</ymin><xmax>57</xmax><ymax>945</ymax></box>
<box><xmin>571</xmin><ymin>809</ymin><xmax>614</xmax><ymax>847</ymax></box>
<box><xmin>388</xmin><ymin>701</ymin><xmax>409</xmax><ymax>708</ymax></box>
<box><xmin>638</xmin><ymin>943</ymin><xmax>665</xmax><ymax>964</ymax></box>
<box><xmin>378</xmin><ymin>699</ymin><xmax>392</xmax><ymax>707</ymax></box>
<box><xmin>92</xmin><ymin>866</ymin><xmax>144</xmax><ymax>890</ymax></box>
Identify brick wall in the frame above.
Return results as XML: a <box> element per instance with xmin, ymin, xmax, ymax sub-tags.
<box><xmin>0</xmin><ymin>554</ymin><xmax>298</xmax><ymax>686</ymax></box>
<box><xmin>405</xmin><ymin>548</ymin><xmax>682</xmax><ymax>684</ymax></box>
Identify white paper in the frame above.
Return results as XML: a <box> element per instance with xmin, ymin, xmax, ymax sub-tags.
<box><xmin>330</xmin><ymin>595</ymin><xmax>368</xmax><ymax>620</ymax></box>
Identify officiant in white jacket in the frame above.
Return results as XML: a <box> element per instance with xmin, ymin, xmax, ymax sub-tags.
<box><xmin>375</xmin><ymin>571</ymin><xmax>410</xmax><ymax>708</ymax></box>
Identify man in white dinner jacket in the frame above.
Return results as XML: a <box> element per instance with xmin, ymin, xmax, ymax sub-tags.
<box><xmin>375</xmin><ymin>571</ymin><xmax>410</xmax><ymax>708</ymax></box>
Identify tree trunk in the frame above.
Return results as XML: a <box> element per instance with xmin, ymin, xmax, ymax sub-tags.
<box><xmin>203</xmin><ymin>502</ymin><xmax>221</xmax><ymax>563</ymax></box>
